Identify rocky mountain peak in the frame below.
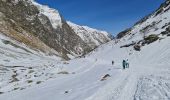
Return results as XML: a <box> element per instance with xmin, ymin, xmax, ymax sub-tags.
<box><xmin>67</xmin><ymin>21</ymin><xmax>113</xmax><ymax>48</ymax></box>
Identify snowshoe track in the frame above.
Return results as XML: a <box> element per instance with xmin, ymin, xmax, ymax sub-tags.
<box><xmin>134</xmin><ymin>74</ymin><xmax>170</xmax><ymax>100</ymax></box>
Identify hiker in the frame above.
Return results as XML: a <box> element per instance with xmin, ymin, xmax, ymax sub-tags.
<box><xmin>112</xmin><ymin>61</ymin><xmax>114</xmax><ymax>65</ymax></box>
<box><xmin>126</xmin><ymin>59</ymin><xmax>129</xmax><ymax>68</ymax></box>
<box><xmin>122</xmin><ymin>60</ymin><xmax>126</xmax><ymax>69</ymax></box>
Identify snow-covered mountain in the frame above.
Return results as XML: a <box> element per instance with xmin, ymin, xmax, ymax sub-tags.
<box><xmin>0</xmin><ymin>0</ymin><xmax>112</xmax><ymax>60</ymax></box>
<box><xmin>117</xmin><ymin>0</ymin><xmax>170</xmax><ymax>42</ymax></box>
<box><xmin>67</xmin><ymin>21</ymin><xmax>113</xmax><ymax>48</ymax></box>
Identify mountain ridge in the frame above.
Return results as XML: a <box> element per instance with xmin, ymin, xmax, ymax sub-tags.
<box><xmin>117</xmin><ymin>0</ymin><xmax>170</xmax><ymax>41</ymax></box>
<box><xmin>67</xmin><ymin>21</ymin><xmax>113</xmax><ymax>48</ymax></box>
<box><xmin>0</xmin><ymin>0</ymin><xmax>112</xmax><ymax>60</ymax></box>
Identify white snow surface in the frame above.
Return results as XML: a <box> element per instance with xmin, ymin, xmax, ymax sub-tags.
<box><xmin>0</xmin><ymin>31</ymin><xmax>170</xmax><ymax>100</ymax></box>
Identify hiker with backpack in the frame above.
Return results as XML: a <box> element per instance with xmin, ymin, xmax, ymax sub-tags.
<box><xmin>122</xmin><ymin>60</ymin><xmax>126</xmax><ymax>69</ymax></box>
<box><xmin>126</xmin><ymin>59</ymin><xmax>129</xmax><ymax>68</ymax></box>
<box><xmin>112</xmin><ymin>60</ymin><xmax>114</xmax><ymax>65</ymax></box>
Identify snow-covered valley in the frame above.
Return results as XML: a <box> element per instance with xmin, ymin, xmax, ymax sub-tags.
<box><xmin>0</xmin><ymin>0</ymin><xmax>170</xmax><ymax>100</ymax></box>
<box><xmin>0</xmin><ymin>34</ymin><xmax>170</xmax><ymax>100</ymax></box>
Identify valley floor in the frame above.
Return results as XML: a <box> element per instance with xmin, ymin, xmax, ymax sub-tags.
<box><xmin>0</xmin><ymin>37</ymin><xmax>170</xmax><ymax>100</ymax></box>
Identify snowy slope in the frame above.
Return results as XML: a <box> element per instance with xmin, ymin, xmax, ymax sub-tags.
<box><xmin>67</xmin><ymin>21</ymin><xmax>112</xmax><ymax>48</ymax></box>
<box><xmin>0</xmin><ymin>33</ymin><xmax>63</xmax><ymax>94</ymax></box>
<box><xmin>0</xmin><ymin>33</ymin><xmax>61</xmax><ymax>66</ymax></box>
<box><xmin>117</xmin><ymin>0</ymin><xmax>170</xmax><ymax>42</ymax></box>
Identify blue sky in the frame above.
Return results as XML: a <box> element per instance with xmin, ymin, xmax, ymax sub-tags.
<box><xmin>36</xmin><ymin>0</ymin><xmax>165</xmax><ymax>35</ymax></box>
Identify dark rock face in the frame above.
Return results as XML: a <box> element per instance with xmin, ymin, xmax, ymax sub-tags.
<box><xmin>116</xmin><ymin>28</ymin><xmax>131</xmax><ymax>39</ymax></box>
<box><xmin>133</xmin><ymin>44</ymin><xmax>141</xmax><ymax>51</ymax></box>
<box><xmin>144</xmin><ymin>34</ymin><xmax>159</xmax><ymax>44</ymax></box>
<box><xmin>0</xmin><ymin>0</ymin><xmax>91</xmax><ymax>59</ymax></box>
<box><xmin>166</xmin><ymin>26</ymin><xmax>170</xmax><ymax>32</ymax></box>
<box><xmin>155</xmin><ymin>0</ymin><xmax>170</xmax><ymax>16</ymax></box>
<box><xmin>161</xmin><ymin>26</ymin><xmax>170</xmax><ymax>36</ymax></box>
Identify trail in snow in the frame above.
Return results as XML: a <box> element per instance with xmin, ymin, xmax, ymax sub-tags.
<box><xmin>0</xmin><ymin>37</ymin><xmax>170</xmax><ymax>100</ymax></box>
<box><xmin>86</xmin><ymin>64</ymin><xmax>170</xmax><ymax>100</ymax></box>
<box><xmin>85</xmin><ymin>37</ymin><xmax>170</xmax><ymax>100</ymax></box>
